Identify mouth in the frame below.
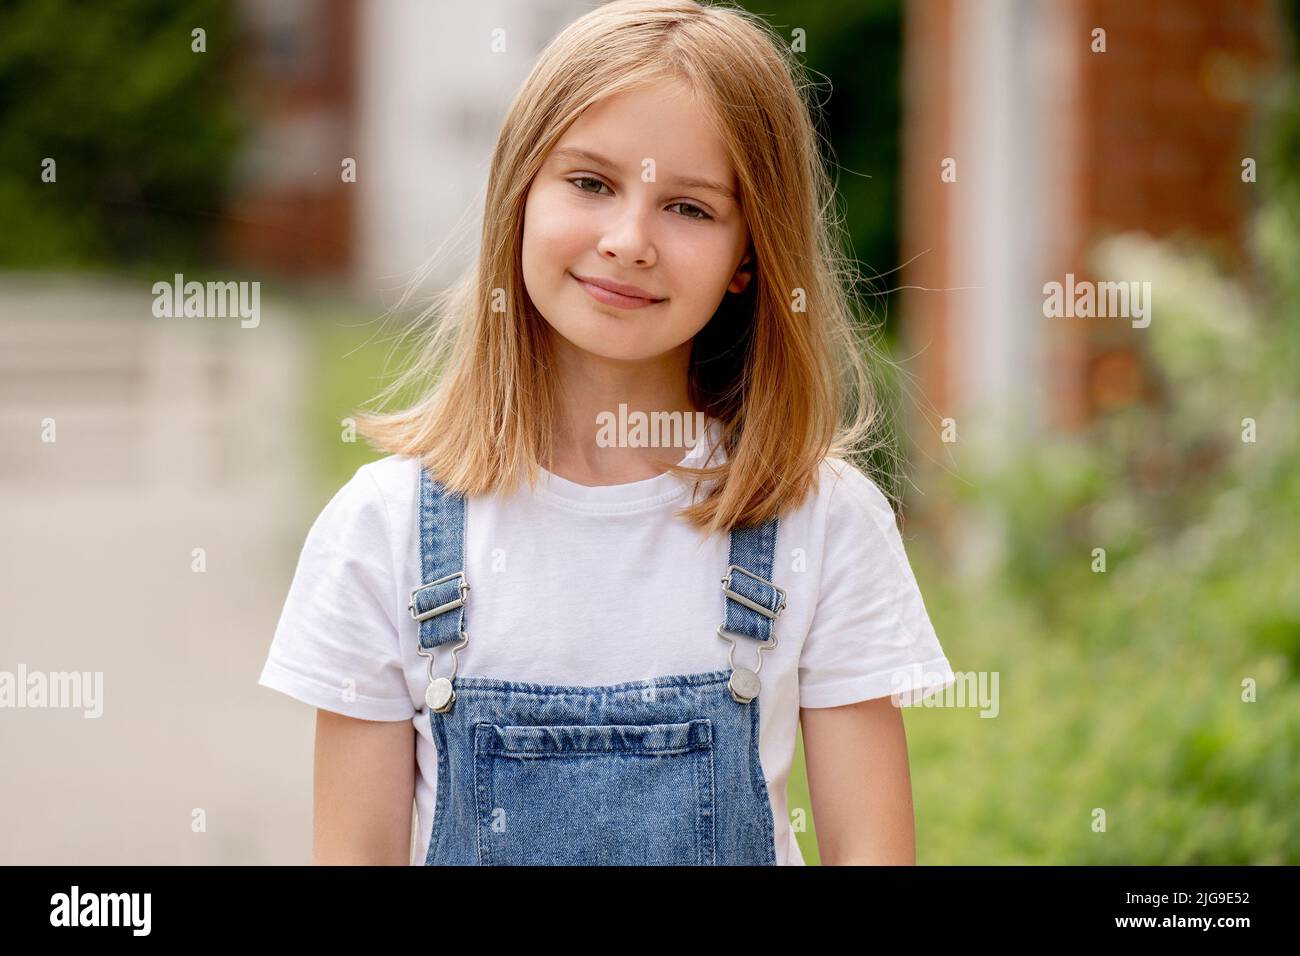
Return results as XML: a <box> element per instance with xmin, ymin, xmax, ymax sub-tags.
<box><xmin>571</xmin><ymin>272</ymin><xmax>666</xmax><ymax>309</ymax></box>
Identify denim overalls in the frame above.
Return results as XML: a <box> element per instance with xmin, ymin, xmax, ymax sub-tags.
<box><xmin>408</xmin><ymin>467</ymin><xmax>786</xmax><ymax>865</ymax></box>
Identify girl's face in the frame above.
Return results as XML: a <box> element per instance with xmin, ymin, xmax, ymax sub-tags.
<box><xmin>520</xmin><ymin>78</ymin><xmax>753</xmax><ymax>365</ymax></box>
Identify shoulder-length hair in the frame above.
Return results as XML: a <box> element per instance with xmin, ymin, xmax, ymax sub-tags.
<box><xmin>355</xmin><ymin>0</ymin><xmax>895</xmax><ymax>539</ymax></box>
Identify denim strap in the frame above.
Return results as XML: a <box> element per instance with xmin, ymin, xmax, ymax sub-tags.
<box><xmin>413</xmin><ymin>466</ymin><xmax>469</xmax><ymax>650</ymax></box>
<box><xmin>721</xmin><ymin>517</ymin><xmax>783</xmax><ymax>644</ymax></box>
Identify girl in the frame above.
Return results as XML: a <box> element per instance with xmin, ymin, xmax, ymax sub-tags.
<box><xmin>259</xmin><ymin>0</ymin><xmax>954</xmax><ymax>866</ymax></box>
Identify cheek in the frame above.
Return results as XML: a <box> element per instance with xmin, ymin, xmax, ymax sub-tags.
<box><xmin>674</xmin><ymin>233</ymin><xmax>742</xmax><ymax>294</ymax></box>
<box><xmin>523</xmin><ymin>186</ymin><xmax>588</xmax><ymax>259</ymax></box>
<box><xmin>521</xmin><ymin>195</ymin><xmax>568</xmax><ymax>297</ymax></box>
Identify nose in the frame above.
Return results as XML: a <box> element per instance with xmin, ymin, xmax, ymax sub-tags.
<box><xmin>595</xmin><ymin>199</ymin><xmax>657</xmax><ymax>268</ymax></box>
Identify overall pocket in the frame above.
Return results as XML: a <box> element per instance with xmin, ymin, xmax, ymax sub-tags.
<box><xmin>474</xmin><ymin>719</ymin><xmax>716</xmax><ymax>865</ymax></box>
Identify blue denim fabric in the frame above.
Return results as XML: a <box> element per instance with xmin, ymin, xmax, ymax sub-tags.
<box><xmin>412</xmin><ymin>467</ymin><xmax>781</xmax><ymax>866</ymax></box>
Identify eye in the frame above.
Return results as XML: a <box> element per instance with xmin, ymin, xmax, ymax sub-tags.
<box><xmin>668</xmin><ymin>202</ymin><xmax>713</xmax><ymax>221</ymax></box>
<box><xmin>567</xmin><ymin>177</ymin><xmax>714</xmax><ymax>221</ymax></box>
<box><xmin>568</xmin><ymin>176</ymin><xmax>611</xmax><ymax>195</ymax></box>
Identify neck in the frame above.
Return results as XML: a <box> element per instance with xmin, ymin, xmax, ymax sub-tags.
<box><xmin>547</xmin><ymin>336</ymin><xmax>703</xmax><ymax>486</ymax></box>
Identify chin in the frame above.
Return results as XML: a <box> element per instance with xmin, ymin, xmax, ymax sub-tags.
<box><xmin>564</xmin><ymin>332</ymin><xmax>663</xmax><ymax>363</ymax></box>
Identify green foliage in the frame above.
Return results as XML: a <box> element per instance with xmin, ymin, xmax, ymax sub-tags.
<box><xmin>903</xmin><ymin>92</ymin><xmax>1300</xmax><ymax>862</ymax></box>
<box><xmin>300</xmin><ymin>298</ymin><xmax>432</xmax><ymax>502</ymax></box>
<box><xmin>0</xmin><ymin>0</ymin><xmax>244</xmax><ymax>269</ymax></box>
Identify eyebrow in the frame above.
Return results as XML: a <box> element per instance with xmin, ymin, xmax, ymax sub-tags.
<box><xmin>549</xmin><ymin>146</ymin><xmax>737</xmax><ymax>202</ymax></box>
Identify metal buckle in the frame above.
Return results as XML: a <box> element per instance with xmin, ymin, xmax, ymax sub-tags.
<box><xmin>717</xmin><ymin>624</ymin><xmax>779</xmax><ymax>666</ymax></box>
<box><xmin>721</xmin><ymin>564</ymin><xmax>787</xmax><ymax>620</ymax></box>
<box><xmin>415</xmin><ymin>634</ymin><xmax>469</xmax><ymax>713</ymax></box>
<box><xmin>717</xmin><ymin>623</ymin><xmax>778</xmax><ymax>703</ymax></box>
<box><xmin>408</xmin><ymin>571</ymin><xmax>470</xmax><ymax>623</ymax></box>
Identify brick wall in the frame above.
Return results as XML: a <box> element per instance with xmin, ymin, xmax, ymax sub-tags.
<box><xmin>901</xmin><ymin>0</ymin><xmax>1285</xmax><ymax>449</ymax></box>
<box><xmin>219</xmin><ymin>0</ymin><xmax>358</xmax><ymax>277</ymax></box>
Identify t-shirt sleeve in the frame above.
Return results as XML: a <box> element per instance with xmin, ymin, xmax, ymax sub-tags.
<box><xmin>798</xmin><ymin>462</ymin><xmax>955</xmax><ymax>709</ymax></box>
<box><xmin>257</xmin><ymin>464</ymin><xmax>416</xmax><ymax>722</ymax></box>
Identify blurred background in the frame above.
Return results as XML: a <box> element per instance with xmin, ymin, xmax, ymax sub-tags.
<box><xmin>1</xmin><ymin>0</ymin><xmax>1297</xmax><ymax>864</ymax></box>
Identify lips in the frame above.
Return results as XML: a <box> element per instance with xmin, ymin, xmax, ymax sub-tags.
<box><xmin>571</xmin><ymin>272</ymin><xmax>665</xmax><ymax>309</ymax></box>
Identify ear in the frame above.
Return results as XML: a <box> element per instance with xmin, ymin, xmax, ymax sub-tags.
<box><xmin>728</xmin><ymin>249</ymin><xmax>754</xmax><ymax>295</ymax></box>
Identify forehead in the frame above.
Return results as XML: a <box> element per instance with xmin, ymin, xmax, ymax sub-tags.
<box><xmin>550</xmin><ymin>81</ymin><xmax>736</xmax><ymax>190</ymax></box>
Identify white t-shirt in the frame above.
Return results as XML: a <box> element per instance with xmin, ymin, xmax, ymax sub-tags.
<box><xmin>258</xmin><ymin>422</ymin><xmax>955</xmax><ymax>866</ymax></box>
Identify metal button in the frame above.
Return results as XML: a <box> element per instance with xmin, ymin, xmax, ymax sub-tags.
<box><xmin>426</xmin><ymin>677</ymin><xmax>455</xmax><ymax>713</ymax></box>
<box><xmin>728</xmin><ymin>667</ymin><xmax>760</xmax><ymax>704</ymax></box>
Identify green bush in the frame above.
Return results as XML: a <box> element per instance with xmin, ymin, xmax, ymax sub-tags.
<box><xmin>0</xmin><ymin>0</ymin><xmax>243</xmax><ymax>269</ymax></box>
<box><xmin>904</xmin><ymin>89</ymin><xmax>1300</xmax><ymax>862</ymax></box>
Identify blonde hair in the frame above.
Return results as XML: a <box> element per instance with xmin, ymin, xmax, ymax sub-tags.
<box><xmin>356</xmin><ymin>0</ymin><xmax>896</xmax><ymax>538</ymax></box>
